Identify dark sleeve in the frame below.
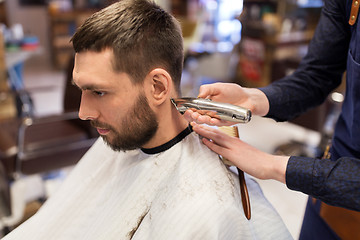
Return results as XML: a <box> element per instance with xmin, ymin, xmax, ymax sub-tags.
<box><xmin>286</xmin><ymin>155</ymin><xmax>360</xmax><ymax>211</ymax></box>
<box><xmin>260</xmin><ymin>0</ymin><xmax>350</xmax><ymax>122</ymax></box>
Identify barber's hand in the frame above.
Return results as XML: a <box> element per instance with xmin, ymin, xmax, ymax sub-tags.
<box><xmin>183</xmin><ymin>82</ymin><xmax>269</xmax><ymax>126</ymax></box>
<box><xmin>192</xmin><ymin>123</ymin><xmax>289</xmax><ymax>183</ymax></box>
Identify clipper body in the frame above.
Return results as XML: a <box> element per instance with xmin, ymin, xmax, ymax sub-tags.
<box><xmin>171</xmin><ymin>98</ymin><xmax>251</xmax><ymax>123</ymax></box>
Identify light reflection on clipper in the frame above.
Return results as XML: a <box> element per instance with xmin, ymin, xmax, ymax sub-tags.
<box><xmin>170</xmin><ymin>98</ymin><xmax>252</xmax><ymax>123</ymax></box>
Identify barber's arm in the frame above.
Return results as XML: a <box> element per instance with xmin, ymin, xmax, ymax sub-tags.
<box><xmin>287</xmin><ymin>155</ymin><xmax>360</xmax><ymax>211</ymax></box>
<box><xmin>191</xmin><ymin>123</ymin><xmax>288</xmax><ymax>184</ymax></box>
<box><xmin>191</xmin><ymin>123</ymin><xmax>360</xmax><ymax>211</ymax></box>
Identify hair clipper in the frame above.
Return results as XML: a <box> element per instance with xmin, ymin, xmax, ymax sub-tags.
<box><xmin>171</xmin><ymin>98</ymin><xmax>251</xmax><ymax>123</ymax></box>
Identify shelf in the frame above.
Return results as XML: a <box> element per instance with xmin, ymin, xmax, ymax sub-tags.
<box><xmin>53</xmin><ymin>36</ymin><xmax>73</xmax><ymax>49</ymax></box>
<box><xmin>48</xmin><ymin>9</ymin><xmax>96</xmax><ymax>69</ymax></box>
<box><xmin>237</xmin><ymin>0</ymin><xmax>318</xmax><ymax>88</ymax></box>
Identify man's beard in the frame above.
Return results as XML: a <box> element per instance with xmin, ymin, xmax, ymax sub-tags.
<box><xmin>91</xmin><ymin>94</ymin><xmax>158</xmax><ymax>151</ymax></box>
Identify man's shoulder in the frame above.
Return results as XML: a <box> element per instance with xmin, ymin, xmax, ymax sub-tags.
<box><xmin>169</xmin><ymin>132</ymin><xmax>240</xmax><ymax>200</ymax></box>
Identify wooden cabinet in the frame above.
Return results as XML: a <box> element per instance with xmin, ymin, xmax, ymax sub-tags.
<box><xmin>48</xmin><ymin>9</ymin><xmax>95</xmax><ymax>69</ymax></box>
<box><xmin>0</xmin><ymin>33</ymin><xmax>16</xmax><ymax>120</ymax></box>
<box><xmin>236</xmin><ymin>0</ymin><xmax>328</xmax><ymax>131</ymax></box>
<box><xmin>0</xmin><ymin>2</ymin><xmax>7</xmax><ymax>25</ymax></box>
<box><xmin>236</xmin><ymin>0</ymin><xmax>321</xmax><ymax>88</ymax></box>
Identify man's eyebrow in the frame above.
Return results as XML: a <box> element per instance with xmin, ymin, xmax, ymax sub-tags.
<box><xmin>71</xmin><ymin>79</ymin><xmax>99</xmax><ymax>91</ymax></box>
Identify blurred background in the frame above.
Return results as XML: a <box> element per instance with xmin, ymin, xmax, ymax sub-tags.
<box><xmin>0</xmin><ymin>0</ymin><xmax>343</xmax><ymax>238</ymax></box>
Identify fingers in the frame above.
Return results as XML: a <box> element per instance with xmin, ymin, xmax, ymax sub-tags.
<box><xmin>197</xmin><ymin>85</ymin><xmax>210</xmax><ymax>99</ymax></box>
<box><xmin>183</xmin><ymin>109</ymin><xmax>217</xmax><ymax>125</ymax></box>
<box><xmin>193</xmin><ymin>124</ymin><xmax>236</xmax><ymax>161</ymax></box>
<box><xmin>192</xmin><ymin>124</ymin><xmax>230</xmax><ymax>147</ymax></box>
<box><xmin>183</xmin><ymin>109</ymin><xmax>207</xmax><ymax>124</ymax></box>
<box><xmin>184</xmin><ymin>109</ymin><xmax>234</xmax><ymax>126</ymax></box>
<box><xmin>196</xmin><ymin>115</ymin><xmax>221</xmax><ymax>126</ymax></box>
<box><xmin>197</xmin><ymin>84</ymin><xmax>218</xmax><ymax>99</ymax></box>
<box><xmin>201</xmin><ymin>137</ymin><xmax>228</xmax><ymax>157</ymax></box>
<box><xmin>183</xmin><ymin>109</ymin><xmax>195</xmax><ymax>123</ymax></box>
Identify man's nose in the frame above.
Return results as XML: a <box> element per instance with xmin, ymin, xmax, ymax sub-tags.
<box><xmin>78</xmin><ymin>92</ymin><xmax>99</xmax><ymax>120</ymax></box>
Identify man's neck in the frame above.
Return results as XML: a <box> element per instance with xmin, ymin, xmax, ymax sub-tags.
<box><xmin>141</xmin><ymin>102</ymin><xmax>189</xmax><ymax>149</ymax></box>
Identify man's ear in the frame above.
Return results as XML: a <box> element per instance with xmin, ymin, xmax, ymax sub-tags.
<box><xmin>147</xmin><ymin>68</ymin><xmax>172</xmax><ymax>105</ymax></box>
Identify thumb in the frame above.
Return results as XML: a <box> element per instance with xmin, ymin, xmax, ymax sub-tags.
<box><xmin>197</xmin><ymin>84</ymin><xmax>218</xmax><ymax>99</ymax></box>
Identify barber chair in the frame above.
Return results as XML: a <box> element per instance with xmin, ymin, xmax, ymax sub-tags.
<box><xmin>0</xmin><ymin>57</ymin><xmax>98</xmax><ymax>234</ymax></box>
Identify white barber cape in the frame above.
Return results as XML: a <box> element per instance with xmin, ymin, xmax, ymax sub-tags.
<box><xmin>4</xmin><ymin>127</ymin><xmax>292</xmax><ymax>240</ymax></box>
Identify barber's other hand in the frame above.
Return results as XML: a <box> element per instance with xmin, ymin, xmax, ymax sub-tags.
<box><xmin>192</xmin><ymin>123</ymin><xmax>288</xmax><ymax>184</ymax></box>
<box><xmin>183</xmin><ymin>83</ymin><xmax>269</xmax><ymax>126</ymax></box>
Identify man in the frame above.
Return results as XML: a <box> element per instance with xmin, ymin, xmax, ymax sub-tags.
<box><xmin>3</xmin><ymin>1</ymin><xmax>291</xmax><ymax>239</ymax></box>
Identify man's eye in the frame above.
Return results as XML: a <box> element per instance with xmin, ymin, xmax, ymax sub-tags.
<box><xmin>93</xmin><ymin>91</ymin><xmax>105</xmax><ymax>97</ymax></box>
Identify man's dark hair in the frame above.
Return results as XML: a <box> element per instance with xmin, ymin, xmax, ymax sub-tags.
<box><xmin>71</xmin><ymin>0</ymin><xmax>184</xmax><ymax>93</ymax></box>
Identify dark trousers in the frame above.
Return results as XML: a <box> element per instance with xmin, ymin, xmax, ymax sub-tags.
<box><xmin>299</xmin><ymin>197</ymin><xmax>340</xmax><ymax>240</ymax></box>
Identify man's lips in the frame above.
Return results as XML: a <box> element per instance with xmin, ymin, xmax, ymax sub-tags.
<box><xmin>96</xmin><ymin>128</ymin><xmax>110</xmax><ymax>135</ymax></box>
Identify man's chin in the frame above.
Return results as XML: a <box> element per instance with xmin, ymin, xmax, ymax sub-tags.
<box><xmin>100</xmin><ymin>135</ymin><xmax>139</xmax><ymax>152</ymax></box>
<box><xmin>100</xmin><ymin>135</ymin><xmax>117</xmax><ymax>150</ymax></box>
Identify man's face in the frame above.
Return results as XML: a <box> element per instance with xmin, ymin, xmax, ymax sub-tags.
<box><xmin>73</xmin><ymin>49</ymin><xmax>158</xmax><ymax>151</ymax></box>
